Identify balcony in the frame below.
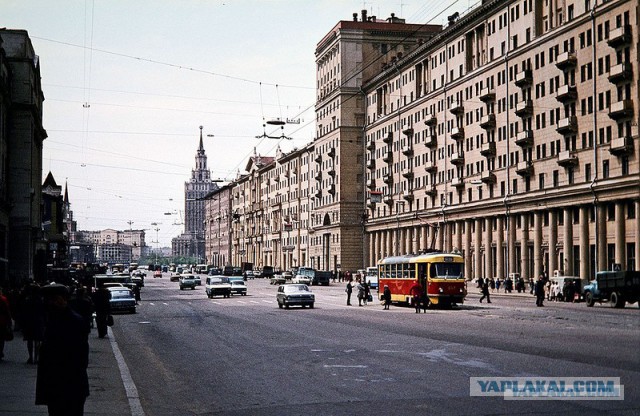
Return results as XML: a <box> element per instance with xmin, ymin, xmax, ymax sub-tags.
<box><xmin>328</xmin><ymin>184</ymin><xmax>336</xmax><ymax>195</ymax></box>
<box><xmin>556</xmin><ymin>84</ymin><xmax>577</xmax><ymax>103</ymax></box>
<box><xmin>515</xmin><ymin>130</ymin><xmax>534</xmax><ymax>147</ymax></box>
<box><xmin>366</xmin><ymin>159</ymin><xmax>375</xmax><ymax>170</ymax></box>
<box><xmin>383</xmin><ymin>131</ymin><xmax>393</xmax><ymax>143</ymax></box>
<box><xmin>314</xmin><ymin>172</ymin><xmax>321</xmax><ymax>181</ymax></box>
<box><xmin>366</xmin><ymin>178</ymin><xmax>376</xmax><ymax>189</ymax></box>
<box><xmin>402</xmin><ymin>171</ymin><xmax>414</xmax><ymax>180</ymax></box>
<box><xmin>328</xmin><ymin>168</ymin><xmax>336</xmax><ymax>177</ymax></box>
<box><xmin>327</xmin><ymin>147</ymin><xmax>336</xmax><ymax>158</ymax></box>
<box><xmin>514</xmin><ymin>69</ymin><xmax>533</xmax><ymax>87</ymax></box>
<box><xmin>366</xmin><ymin>138</ymin><xmax>375</xmax><ymax>150</ymax></box>
<box><xmin>479</xmin><ymin>87</ymin><xmax>495</xmax><ymax>102</ymax></box>
<box><xmin>424</xmin><ymin>160</ymin><xmax>437</xmax><ymax>173</ymax></box>
<box><xmin>480</xmin><ymin>141</ymin><xmax>496</xmax><ymax>157</ymax></box>
<box><xmin>451</xmin><ymin>177</ymin><xmax>465</xmax><ymax>188</ymax></box>
<box><xmin>608</xmin><ymin>62</ymin><xmax>633</xmax><ymax>84</ymax></box>
<box><xmin>450</xmin><ymin>126</ymin><xmax>464</xmax><ymax>140</ymax></box>
<box><xmin>383</xmin><ymin>173</ymin><xmax>393</xmax><ymax>184</ymax></box>
<box><xmin>403</xmin><ymin>127</ymin><xmax>414</xmax><ymax>137</ymax></box>
<box><xmin>424</xmin><ymin>133</ymin><xmax>437</xmax><ymax>148</ymax></box>
<box><xmin>315</xmin><ymin>190</ymin><xmax>322</xmax><ymax>199</ymax></box>
<box><xmin>515</xmin><ymin>100</ymin><xmax>533</xmax><ymax>117</ymax></box>
<box><xmin>383</xmin><ymin>151</ymin><xmax>393</xmax><ymax>163</ymax></box>
<box><xmin>607</xmin><ymin>25</ymin><xmax>631</xmax><ymax>48</ymax></box>
<box><xmin>383</xmin><ymin>195</ymin><xmax>394</xmax><ymax>205</ymax></box>
<box><xmin>424</xmin><ymin>185</ymin><xmax>437</xmax><ymax>197</ymax></box>
<box><xmin>402</xmin><ymin>146</ymin><xmax>414</xmax><ymax>156</ymax></box>
<box><xmin>450</xmin><ymin>152</ymin><xmax>465</xmax><ymax>165</ymax></box>
<box><xmin>450</xmin><ymin>99</ymin><xmax>464</xmax><ymax>114</ymax></box>
<box><xmin>608</xmin><ymin>100</ymin><xmax>633</xmax><ymax>120</ymax></box>
<box><xmin>274</xmin><ymin>175</ymin><xmax>280</xmax><ymax>182</ymax></box>
<box><xmin>481</xmin><ymin>171</ymin><xmax>496</xmax><ymax>184</ymax></box>
<box><xmin>314</xmin><ymin>154</ymin><xmax>322</xmax><ymax>163</ymax></box>
<box><xmin>557</xmin><ymin>150</ymin><xmax>578</xmax><ymax>167</ymax></box>
<box><xmin>555</xmin><ymin>51</ymin><xmax>577</xmax><ymax>70</ymax></box>
<box><xmin>424</xmin><ymin>113</ymin><xmax>437</xmax><ymax>126</ymax></box>
<box><xmin>556</xmin><ymin>116</ymin><xmax>578</xmax><ymax>135</ymax></box>
<box><xmin>402</xmin><ymin>191</ymin><xmax>414</xmax><ymax>202</ymax></box>
<box><xmin>609</xmin><ymin>136</ymin><xmax>634</xmax><ymax>156</ymax></box>
<box><xmin>479</xmin><ymin>114</ymin><xmax>496</xmax><ymax>129</ymax></box>
<box><xmin>515</xmin><ymin>161</ymin><xmax>533</xmax><ymax>177</ymax></box>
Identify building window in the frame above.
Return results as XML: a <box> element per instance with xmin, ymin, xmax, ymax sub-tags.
<box><xmin>628</xmin><ymin>201</ymin><xmax>636</xmax><ymax>219</ymax></box>
<box><xmin>603</xmin><ymin>160</ymin><xmax>610</xmax><ymax>179</ymax></box>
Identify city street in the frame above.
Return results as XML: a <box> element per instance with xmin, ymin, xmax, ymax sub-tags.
<box><xmin>108</xmin><ymin>273</ymin><xmax>640</xmax><ymax>415</ymax></box>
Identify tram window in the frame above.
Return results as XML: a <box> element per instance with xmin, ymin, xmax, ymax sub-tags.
<box><xmin>409</xmin><ymin>267</ymin><xmax>415</xmax><ymax>280</ymax></box>
<box><xmin>390</xmin><ymin>265</ymin><xmax>396</xmax><ymax>279</ymax></box>
<box><xmin>429</xmin><ymin>262</ymin><xmax>464</xmax><ymax>279</ymax></box>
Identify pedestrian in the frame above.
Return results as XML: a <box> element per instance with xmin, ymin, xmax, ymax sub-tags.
<box><xmin>495</xmin><ymin>278</ymin><xmax>501</xmax><ymax>292</ymax></box>
<box><xmin>363</xmin><ymin>280</ymin><xmax>370</xmax><ymax>305</ymax></box>
<box><xmin>420</xmin><ymin>293</ymin><xmax>429</xmax><ymax>313</ymax></box>
<box><xmin>479</xmin><ymin>279</ymin><xmax>491</xmax><ymax>303</ymax></box>
<box><xmin>131</xmin><ymin>284</ymin><xmax>141</xmax><ymax>303</ymax></box>
<box><xmin>345</xmin><ymin>280</ymin><xmax>353</xmax><ymax>306</ymax></box>
<box><xmin>409</xmin><ymin>282</ymin><xmax>423</xmax><ymax>313</ymax></box>
<box><xmin>36</xmin><ymin>283</ymin><xmax>89</xmax><ymax>416</ymax></box>
<box><xmin>69</xmin><ymin>286</ymin><xmax>94</xmax><ymax>335</ymax></box>
<box><xmin>92</xmin><ymin>284</ymin><xmax>111</xmax><ymax>338</ymax></box>
<box><xmin>382</xmin><ymin>285</ymin><xmax>392</xmax><ymax>310</ymax></box>
<box><xmin>19</xmin><ymin>284</ymin><xmax>46</xmax><ymax>364</ymax></box>
<box><xmin>534</xmin><ymin>274</ymin><xmax>545</xmax><ymax>307</ymax></box>
<box><xmin>0</xmin><ymin>287</ymin><xmax>13</xmax><ymax>361</ymax></box>
<box><xmin>490</xmin><ymin>278</ymin><xmax>495</xmax><ymax>292</ymax></box>
<box><xmin>356</xmin><ymin>280</ymin><xmax>365</xmax><ymax>306</ymax></box>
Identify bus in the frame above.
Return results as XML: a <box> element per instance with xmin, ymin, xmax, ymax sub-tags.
<box><xmin>296</xmin><ymin>267</ymin><xmax>331</xmax><ymax>286</ymax></box>
<box><xmin>365</xmin><ymin>266</ymin><xmax>379</xmax><ymax>289</ymax></box>
<box><xmin>378</xmin><ymin>252</ymin><xmax>466</xmax><ymax>308</ymax></box>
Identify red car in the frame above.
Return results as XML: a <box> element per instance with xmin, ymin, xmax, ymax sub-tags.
<box><xmin>153</xmin><ymin>270</ymin><xmax>162</xmax><ymax>278</ymax></box>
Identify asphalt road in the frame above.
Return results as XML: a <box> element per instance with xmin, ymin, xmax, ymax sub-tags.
<box><xmin>110</xmin><ymin>273</ymin><xmax>640</xmax><ymax>415</ymax></box>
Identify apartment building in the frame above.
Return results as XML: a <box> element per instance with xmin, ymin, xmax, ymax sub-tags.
<box><xmin>363</xmin><ymin>0</ymin><xmax>638</xmax><ymax>280</ymax></box>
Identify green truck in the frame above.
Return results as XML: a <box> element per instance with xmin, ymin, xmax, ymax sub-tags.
<box><xmin>583</xmin><ymin>271</ymin><xmax>640</xmax><ymax>308</ymax></box>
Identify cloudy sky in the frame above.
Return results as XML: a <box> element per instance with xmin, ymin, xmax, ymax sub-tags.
<box><xmin>4</xmin><ymin>0</ymin><xmax>472</xmax><ymax>246</ymax></box>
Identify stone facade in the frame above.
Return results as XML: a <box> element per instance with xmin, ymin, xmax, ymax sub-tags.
<box><xmin>203</xmin><ymin>184</ymin><xmax>232</xmax><ymax>267</ymax></box>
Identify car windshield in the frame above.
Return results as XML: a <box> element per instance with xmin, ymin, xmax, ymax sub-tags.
<box><xmin>231</xmin><ymin>281</ymin><xmax>244</xmax><ymax>285</ymax></box>
<box><xmin>286</xmin><ymin>285</ymin><xmax>309</xmax><ymax>292</ymax></box>
<box><xmin>430</xmin><ymin>262</ymin><xmax>464</xmax><ymax>279</ymax></box>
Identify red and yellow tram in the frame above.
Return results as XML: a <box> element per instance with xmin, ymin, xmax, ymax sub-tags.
<box><xmin>378</xmin><ymin>252</ymin><xmax>466</xmax><ymax>307</ymax></box>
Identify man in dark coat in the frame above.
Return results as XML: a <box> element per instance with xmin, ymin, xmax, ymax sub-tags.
<box><xmin>36</xmin><ymin>283</ymin><xmax>89</xmax><ymax>416</ymax></box>
<box><xmin>345</xmin><ymin>280</ymin><xmax>353</xmax><ymax>306</ymax></box>
<box><xmin>92</xmin><ymin>284</ymin><xmax>111</xmax><ymax>338</ymax></box>
<box><xmin>535</xmin><ymin>275</ymin><xmax>546</xmax><ymax>307</ymax></box>
<box><xmin>479</xmin><ymin>279</ymin><xmax>491</xmax><ymax>303</ymax></box>
<box><xmin>382</xmin><ymin>285</ymin><xmax>392</xmax><ymax>310</ymax></box>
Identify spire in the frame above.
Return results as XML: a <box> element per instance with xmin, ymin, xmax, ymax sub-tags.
<box><xmin>198</xmin><ymin>125</ymin><xmax>204</xmax><ymax>153</ymax></box>
<box><xmin>64</xmin><ymin>180</ymin><xmax>69</xmax><ymax>204</ymax></box>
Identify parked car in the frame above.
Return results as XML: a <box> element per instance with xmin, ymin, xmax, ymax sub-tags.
<box><xmin>276</xmin><ymin>284</ymin><xmax>315</xmax><ymax>309</ymax></box>
<box><xmin>179</xmin><ymin>274</ymin><xmax>198</xmax><ymax>290</ymax></box>
<box><xmin>282</xmin><ymin>271</ymin><xmax>293</xmax><ymax>280</ymax></box>
<box><xmin>153</xmin><ymin>270</ymin><xmax>162</xmax><ymax>278</ymax></box>
<box><xmin>243</xmin><ymin>270</ymin><xmax>255</xmax><ymax>280</ymax></box>
<box><xmin>170</xmin><ymin>273</ymin><xmax>180</xmax><ymax>282</ymax></box>
<box><xmin>230</xmin><ymin>280</ymin><xmax>247</xmax><ymax>296</ymax></box>
<box><xmin>292</xmin><ymin>274</ymin><xmax>312</xmax><ymax>285</ymax></box>
<box><xmin>193</xmin><ymin>275</ymin><xmax>202</xmax><ymax>286</ymax></box>
<box><xmin>270</xmin><ymin>274</ymin><xmax>286</xmax><ymax>285</ymax></box>
<box><xmin>107</xmin><ymin>287</ymin><xmax>136</xmax><ymax>314</ymax></box>
<box><xmin>205</xmin><ymin>276</ymin><xmax>232</xmax><ymax>298</ymax></box>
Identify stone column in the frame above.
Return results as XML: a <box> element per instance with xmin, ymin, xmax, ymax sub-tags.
<box><xmin>421</xmin><ymin>225</ymin><xmax>428</xmax><ymax>251</ymax></box>
<box><xmin>413</xmin><ymin>226</ymin><xmax>420</xmax><ymax>254</ymax></box>
<box><xmin>455</xmin><ymin>221</ymin><xmax>463</xmax><ymax>253</ymax></box>
<box><xmin>475</xmin><ymin>218</ymin><xmax>482</xmax><ymax>280</ymax></box>
<box><xmin>549</xmin><ymin>210</ymin><xmax>558</xmax><ymax>276</ymax></box>
<box><xmin>446</xmin><ymin>222</ymin><xmax>453</xmax><ymax>252</ymax></box>
<box><xmin>437</xmin><ymin>223</ymin><xmax>444</xmax><ymax>251</ymax></box>
<box><xmin>615</xmin><ymin>202</ymin><xmax>625</xmax><ymax>267</ymax></box>
<box><xmin>485</xmin><ymin>217</ymin><xmax>493</xmax><ymax>279</ymax></box>
<box><xmin>508</xmin><ymin>215</ymin><xmax>516</xmax><ymax>276</ymax></box>
<box><xmin>496</xmin><ymin>216</ymin><xmax>504</xmax><ymax>279</ymax></box>
<box><xmin>636</xmin><ymin>200</ymin><xmax>640</xmax><ymax>271</ymax></box>
<box><xmin>597</xmin><ymin>204</ymin><xmax>607</xmax><ymax>273</ymax></box>
<box><xmin>465</xmin><ymin>219</ymin><xmax>473</xmax><ymax>280</ymax></box>
<box><xmin>563</xmin><ymin>208</ymin><xmax>573</xmax><ymax>276</ymax></box>
<box><xmin>520</xmin><ymin>214</ymin><xmax>529</xmax><ymax>281</ymax></box>
<box><xmin>534</xmin><ymin>210</ymin><xmax>543</xmax><ymax>278</ymax></box>
<box><xmin>580</xmin><ymin>206</ymin><xmax>590</xmax><ymax>279</ymax></box>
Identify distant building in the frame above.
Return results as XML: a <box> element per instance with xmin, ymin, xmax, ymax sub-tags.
<box><xmin>0</xmin><ymin>29</ymin><xmax>47</xmax><ymax>286</ymax></box>
<box><xmin>42</xmin><ymin>172</ymin><xmax>68</xmax><ymax>274</ymax></box>
<box><xmin>72</xmin><ymin>228</ymin><xmax>147</xmax><ymax>263</ymax></box>
<box><xmin>203</xmin><ymin>184</ymin><xmax>232</xmax><ymax>267</ymax></box>
<box><xmin>172</xmin><ymin>126</ymin><xmax>218</xmax><ymax>261</ymax></box>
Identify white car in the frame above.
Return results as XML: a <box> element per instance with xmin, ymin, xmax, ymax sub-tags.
<box><xmin>292</xmin><ymin>274</ymin><xmax>312</xmax><ymax>285</ymax></box>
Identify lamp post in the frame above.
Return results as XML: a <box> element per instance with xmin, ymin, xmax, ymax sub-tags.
<box><xmin>151</xmin><ymin>222</ymin><xmax>160</xmax><ymax>267</ymax></box>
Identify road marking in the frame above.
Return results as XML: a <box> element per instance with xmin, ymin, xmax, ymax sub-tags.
<box><xmin>211</xmin><ymin>301</ymin><xmax>222</xmax><ymax>305</ymax></box>
<box><xmin>249</xmin><ymin>301</ymin><xmax>260</xmax><ymax>304</ymax></box>
<box><xmin>235</xmin><ymin>300</ymin><xmax>247</xmax><ymax>304</ymax></box>
<box><xmin>324</xmin><ymin>365</ymin><xmax>368</xmax><ymax>368</ymax></box>
<box><xmin>162</xmin><ymin>303</ymin><xmax>168</xmax><ymax>305</ymax></box>
<box><xmin>262</xmin><ymin>300</ymin><xmax>272</xmax><ymax>304</ymax></box>
<box><xmin>108</xmin><ymin>328</ymin><xmax>145</xmax><ymax>416</ymax></box>
<box><xmin>148</xmin><ymin>303</ymin><xmax>155</xmax><ymax>306</ymax></box>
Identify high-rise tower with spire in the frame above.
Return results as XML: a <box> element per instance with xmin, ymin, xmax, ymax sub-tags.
<box><xmin>172</xmin><ymin>126</ymin><xmax>218</xmax><ymax>261</ymax></box>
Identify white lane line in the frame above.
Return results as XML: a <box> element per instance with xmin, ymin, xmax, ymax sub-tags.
<box><xmin>108</xmin><ymin>328</ymin><xmax>145</xmax><ymax>416</ymax></box>
<box><xmin>162</xmin><ymin>303</ymin><xmax>168</xmax><ymax>306</ymax></box>
<box><xmin>235</xmin><ymin>300</ymin><xmax>247</xmax><ymax>304</ymax></box>
<box><xmin>211</xmin><ymin>301</ymin><xmax>222</xmax><ymax>305</ymax></box>
<box><xmin>323</xmin><ymin>365</ymin><xmax>368</xmax><ymax>368</ymax></box>
<box><xmin>249</xmin><ymin>301</ymin><xmax>260</xmax><ymax>304</ymax></box>
<box><xmin>148</xmin><ymin>303</ymin><xmax>155</xmax><ymax>306</ymax></box>
<box><xmin>262</xmin><ymin>300</ymin><xmax>272</xmax><ymax>304</ymax></box>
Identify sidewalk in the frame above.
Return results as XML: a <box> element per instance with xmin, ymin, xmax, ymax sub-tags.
<box><xmin>0</xmin><ymin>327</ymin><xmax>131</xmax><ymax>415</ymax></box>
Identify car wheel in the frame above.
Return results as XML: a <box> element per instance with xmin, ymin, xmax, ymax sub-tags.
<box><xmin>285</xmin><ymin>303</ymin><xmax>289</xmax><ymax>309</ymax></box>
<box><xmin>191</xmin><ymin>287</ymin><xmax>195</xmax><ymax>290</ymax></box>
<box><xmin>309</xmin><ymin>303</ymin><xmax>314</xmax><ymax>309</ymax></box>
<box><xmin>301</xmin><ymin>304</ymin><xmax>305</xmax><ymax>308</ymax></box>
<box><xmin>585</xmin><ymin>291</ymin><xmax>594</xmax><ymax>307</ymax></box>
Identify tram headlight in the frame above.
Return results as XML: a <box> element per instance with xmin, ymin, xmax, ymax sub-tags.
<box><xmin>438</xmin><ymin>287</ymin><xmax>443</xmax><ymax>293</ymax></box>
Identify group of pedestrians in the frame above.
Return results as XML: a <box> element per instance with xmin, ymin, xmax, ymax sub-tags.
<box><xmin>0</xmin><ymin>280</ymin><xmax>115</xmax><ymax>415</ymax></box>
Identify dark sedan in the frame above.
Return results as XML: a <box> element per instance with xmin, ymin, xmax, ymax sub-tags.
<box><xmin>276</xmin><ymin>284</ymin><xmax>315</xmax><ymax>309</ymax></box>
<box><xmin>107</xmin><ymin>287</ymin><xmax>136</xmax><ymax>314</ymax></box>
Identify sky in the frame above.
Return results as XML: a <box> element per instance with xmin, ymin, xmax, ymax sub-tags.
<box><xmin>4</xmin><ymin>0</ymin><xmax>473</xmax><ymax>247</ymax></box>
